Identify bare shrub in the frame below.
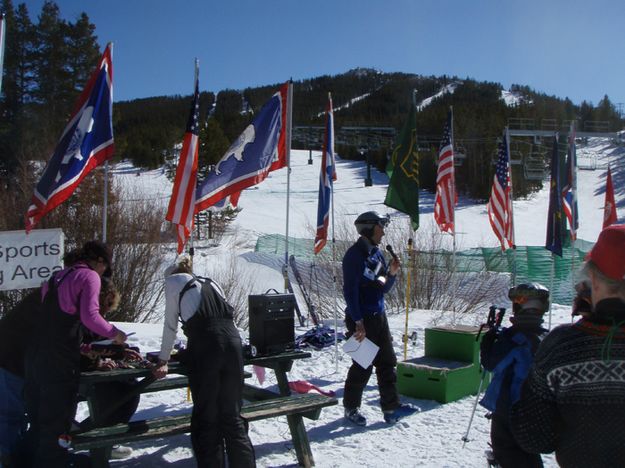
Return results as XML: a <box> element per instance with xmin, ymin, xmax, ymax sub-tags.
<box><xmin>194</xmin><ymin>231</ymin><xmax>258</xmax><ymax>329</ymax></box>
<box><xmin>0</xmin><ymin>166</ymin><xmax>168</xmax><ymax>322</ymax></box>
<box><xmin>194</xmin><ymin>206</ymin><xmax>241</xmax><ymax>246</ymax></box>
<box><xmin>104</xmin><ymin>180</ymin><xmax>168</xmax><ymax>323</ymax></box>
<box><xmin>301</xmin><ymin>213</ymin><xmax>509</xmax><ymax>327</ymax></box>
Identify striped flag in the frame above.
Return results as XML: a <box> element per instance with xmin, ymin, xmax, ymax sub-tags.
<box><xmin>166</xmin><ymin>68</ymin><xmax>200</xmax><ymax>254</ymax></box>
<box><xmin>603</xmin><ymin>165</ymin><xmax>617</xmax><ymax>228</ymax></box>
<box><xmin>313</xmin><ymin>94</ymin><xmax>336</xmax><ymax>254</ymax></box>
<box><xmin>434</xmin><ymin>109</ymin><xmax>456</xmax><ymax>233</ymax></box>
<box><xmin>487</xmin><ymin>131</ymin><xmax>514</xmax><ymax>250</ymax></box>
<box><xmin>562</xmin><ymin>122</ymin><xmax>579</xmax><ymax>240</ymax></box>
<box><xmin>25</xmin><ymin>44</ymin><xmax>114</xmax><ymax>232</ymax></box>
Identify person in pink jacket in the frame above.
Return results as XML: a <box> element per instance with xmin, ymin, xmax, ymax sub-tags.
<box><xmin>22</xmin><ymin>240</ymin><xmax>127</xmax><ymax>468</ymax></box>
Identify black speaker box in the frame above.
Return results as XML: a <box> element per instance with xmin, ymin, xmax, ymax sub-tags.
<box><xmin>248</xmin><ymin>292</ymin><xmax>295</xmax><ymax>355</ymax></box>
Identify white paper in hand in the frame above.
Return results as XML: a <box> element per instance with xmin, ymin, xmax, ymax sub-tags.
<box><xmin>342</xmin><ymin>335</ymin><xmax>379</xmax><ymax>369</ymax></box>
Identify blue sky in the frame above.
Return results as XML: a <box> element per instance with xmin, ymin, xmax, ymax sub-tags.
<box><xmin>20</xmin><ymin>0</ymin><xmax>625</xmax><ymax>106</ymax></box>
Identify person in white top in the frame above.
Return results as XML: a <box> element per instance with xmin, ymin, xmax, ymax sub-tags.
<box><xmin>153</xmin><ymin>256</ymin><xmax>255</xmax><ymax>467</ymax></box>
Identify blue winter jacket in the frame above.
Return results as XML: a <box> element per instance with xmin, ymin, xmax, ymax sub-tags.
<box><xmin>342</xmin><ymin>237</ymin><xmax>396</xmax><ymax>322</ymax></box>
<box><xmin>479</xmin><ymin>325</ymin><xmax>546</xmax><ymax>417</ymax></box>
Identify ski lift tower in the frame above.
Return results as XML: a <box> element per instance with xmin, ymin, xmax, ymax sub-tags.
<box><xmin>361</xmin><ymin>146</ymin><xmax>373</xmax><ymax>186</ymax></box>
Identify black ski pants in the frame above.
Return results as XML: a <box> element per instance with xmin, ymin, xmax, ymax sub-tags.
<box><xmin>491</xmin><ymin>413</ymin><xmax>543</xmax><ymax>468</ymax></box>
<box><xmin>186</xmin><ymin>321</ymin><xmax>255</xmax><ymax>468</ymax></box>
<box><xmin>343</xmin><ymin>313</ymin><xmax>399</xmax><ymax>412</ymax></box>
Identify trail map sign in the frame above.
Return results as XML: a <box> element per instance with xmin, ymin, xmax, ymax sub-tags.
<box><xmin>0</xmin><ymin>229</ymin><xmax>64</xmax><ymax>291</ymax></box>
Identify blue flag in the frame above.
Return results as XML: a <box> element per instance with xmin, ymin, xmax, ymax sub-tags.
<box><xmin>561</xmin><ymin>123</ymin><xmax>579</xmax><ymax>240</ymax></box>
<box><xmin>195</xmin><ymin>83</ymin><xmax>289</xmax><ymax>212</ymax></box>
<box><xmin>25</xmin><ymin>44</ymin><xmax>114</xmax><ymax>232</ymax></box>
<box><xmin>313</xmin><ymin>94</ymin><xmax>336</xmax><ymax>254</ymax></box>
<box><xmin>546</xmin><ymin>134</ymin><xmax>565</xmax><ymax>256</ymax></box>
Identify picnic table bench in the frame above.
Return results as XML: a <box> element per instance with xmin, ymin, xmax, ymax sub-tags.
<box><xmin>72</xmin><ymin>351</ymin><xmax>337</xmax><ymax>467</ymax></box>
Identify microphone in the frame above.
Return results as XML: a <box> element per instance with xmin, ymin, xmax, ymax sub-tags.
<box><xmin>386</xmin><ymin>244</ymin><xmax>399</xmax><ymax>261</ymax></box>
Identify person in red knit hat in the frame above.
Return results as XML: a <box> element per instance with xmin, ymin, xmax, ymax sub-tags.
<box><xmin>511</xmin><ymin>224</ymin><xmax>625</xmax><ymax>467</ymax></box>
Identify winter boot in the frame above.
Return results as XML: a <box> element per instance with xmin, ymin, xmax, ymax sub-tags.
<box><xmin>485</xmin><ymin>449</ymin><xmax>499</xmax><ymax>467</ymax></box>
<box><xmin>383</xmin><ymin>403</ymin><xmax>418</xmax><ymax>424</ymax></box>
<box><xmin>344</xmin><ymin>407</ymin><xmax>367</xmax><ymax>426</ymax></box>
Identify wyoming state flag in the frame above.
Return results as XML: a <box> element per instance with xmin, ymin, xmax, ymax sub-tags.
<box><xmin>25</xmin><ymin>44</ymin><xmax>114</xmax><ymax>232</ymax></box>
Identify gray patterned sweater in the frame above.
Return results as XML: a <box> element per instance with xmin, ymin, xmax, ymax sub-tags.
<box><xmin>510</xmin><ymin>298</ymin><xmax>625</xmax><ymax>467</ymax></box>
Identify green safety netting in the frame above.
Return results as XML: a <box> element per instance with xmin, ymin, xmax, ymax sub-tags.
<box><xmin>254</xmin><ymin>234</ymin><xmax>595</xmax><ymax>306</ymax></box>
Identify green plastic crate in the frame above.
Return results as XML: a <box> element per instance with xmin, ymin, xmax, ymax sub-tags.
<box><xmin>424</xmin><ymin>325</ymin><xmax>481</xmax><ymax>364</ymax></box>
<box><xmin>397</xmin><ymin>325</ymin><xmax>486</xmax><ymax>403</ymax></box>
<box><xmin>397</xmin><ymin>356</ymin><xmax>483</xmax><ymax>403</ymax></box>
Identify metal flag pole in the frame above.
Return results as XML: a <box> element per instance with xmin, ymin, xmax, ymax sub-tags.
<box><xmin>102</xmin><ymin>42</ymin><xmax>113</xmax><ymax>242</ymax></box>
<box><xmin>189</xmin><ymin>59</ymin><xmax>199</xmax><ymax>266</ymax></box>
<box><xmin>450</xmin><ymin>106</ymin><xmax>458</xmax><ymax>315</ymax></box>
<box><xmin>324</xmin><ymin>92</ymin><xmax>340</xmax><ymax>372</ymax></box>
<box><xmin>403</xmin><ymin>238</ymin><xmax>413</xmax><ymax>360</ymax></box>
<box><xmin>331</xmin><ymin>162</ymin><xmax>339</xmax><ymax>372</ymax></box>
<box><xmin>569</xmin><ymin>121</ymin><xmax>578</xmax><ymax>294</ymax></box>
<box><xmin>283</xmin><ymin>80</ymin><xmax>294</xmax><ymax>292</ymax></box>
<box><xmin>506</xmin><ymin>126</ymin><xmax>517</xmax><ymax>285</ymax></box>
<box><xmin>0</xmin><ymin>13</ymin><xmax>6</xmax><ymax>96</ymax></box>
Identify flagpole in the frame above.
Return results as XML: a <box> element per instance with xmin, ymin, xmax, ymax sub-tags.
<box><xmin>505</xmin><ymin>127</ymin><xmax>517</xmax><ymax>285</ymax></box>
<box><xmin>189</xmin><ymin>59</ymin><xmax>199</xmax><ymax>264</ymax></box>
<box><xmin>0</xmin><ymin>13</ymin><xmax>6</xmax><ymax>95</ymax></box>
<box><xmin>331</xmin><ymin>160</ymin><xmax>339</xmax><ymax>372</ymax></box>
<box><xmin>547</xmin><ymin>131</ymin><xmax>560</xmax><ymax>330</ymax></box>
<box><xmin>403</xmin><ymin>238</ymin><xmax>413</xmax><ymax>360</ymax></box>
<box><xmin>325</xmin><ymin>92</ymin><xmax>340</xmax><ymax>371</ymax></box>
<box><xmin>450</xmin><ymin>106</ymin><xmax>458</xmax><ymax>315</ymax></box>
<box><xmin>569</xmin><ymin>121</ymin><xmax>577</xmax><ymax>296</ymax></box>
<box><xmin>102</xmin><ymin>42</ymin><xmax>113</xmax><ymax>242</ymax></box>
<box><xmin>283</xmin><ymin>80</ymin><xmax>293</xmax><ymax>292</ymax></box>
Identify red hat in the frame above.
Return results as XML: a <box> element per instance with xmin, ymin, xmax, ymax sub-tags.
<box><xmin>585</xmin><ymin>224</ymin><xmax>625</xmax><ymax>281</ymax></box>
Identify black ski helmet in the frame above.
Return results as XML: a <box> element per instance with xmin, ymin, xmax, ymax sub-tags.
<box><xmin>508</xmin><ymin>282</ymin><xmax>550</xmax><ymax>315</ymax></box>
<box><xmin>354</xmin><ymin>211</ymin><xmax>390</xmax><ymax>238</ymax></box>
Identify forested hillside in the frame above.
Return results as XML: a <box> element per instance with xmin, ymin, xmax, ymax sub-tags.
<box><xmin>117</xmin><ymin>68</ymin><xmax>623</xmax><ymax>200</ymax></box>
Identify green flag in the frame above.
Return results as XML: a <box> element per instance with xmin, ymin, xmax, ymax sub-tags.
<box><xmin>384</xmin><ymin>103</ymin><xmax>419</xmax><ymax>230</ymax></box>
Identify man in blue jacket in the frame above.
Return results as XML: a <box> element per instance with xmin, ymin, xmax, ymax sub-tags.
<box><xmin>342</xmin><ymin>211</ymin><xmax>402</xmax><ymax>426</ymax></box>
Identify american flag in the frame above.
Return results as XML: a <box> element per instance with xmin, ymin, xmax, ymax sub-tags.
<box><xmin>603</xmin><ymin>165</ymin><xmax>617</xmax><ymax>228</ymax></box>
<box><xmin>487</xmin><ymin>133</ymin><xmax>514</xmax><ymax>250</ymax></box>
<box><xmin>166</xmin><ymin>70</ymin><xmax>200</xmax><ymax>254</ymax></box>
<box><xmin>434</xmin><ymin>110</ymin><xmax>456</xmax><ymax>233</ymax></box>
<box><xmin>313</xmin><ymin>94</ymin><xmax>337</xmax><ymax>254</ymax></box>
<box><xmin>25</xmin><ymin>43</ymin><xmax>114</xmax><ymax>232</ymax></box>
<box><xmin>561</xmin><ymin>122</ymin><xmax>579</xmax><ymax>240</ymax></box>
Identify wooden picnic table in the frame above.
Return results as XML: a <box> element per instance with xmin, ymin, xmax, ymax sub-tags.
<box><xmin>73</xmin><ymin>350</ymin><xmax>337</xmax><ymax>467</ymax></box>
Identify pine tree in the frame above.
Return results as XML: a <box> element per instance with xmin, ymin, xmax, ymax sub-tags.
<box><xmin>0</xmin><ymin>0</ymin><xmax>36</xmax><ymax>177</ymax></box>
<box><xmin>66</xmin><ymin>12</ymin><xmax>100</xmax><ymax>95</ymax></box>
<box><xmin>198</xmin><ymin>117</ymin><xmax>230</xmax><ymax>179</ymax></box>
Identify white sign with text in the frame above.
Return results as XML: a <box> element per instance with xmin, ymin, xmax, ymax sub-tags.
<box><xmin>0</xmin><ymin>229</ymin><xmax>64</xmax><ymax>291</ymax></box>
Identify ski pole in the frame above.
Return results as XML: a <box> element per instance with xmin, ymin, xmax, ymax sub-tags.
<box><xmin>461</xmin><ymin>366</ymin><xmax>488</xmax><ymax>447</ymax></box>
<box><xmin>463</xmin><ymin>306</ymin><xmax>505</xmax><ymax>447</ymax></box>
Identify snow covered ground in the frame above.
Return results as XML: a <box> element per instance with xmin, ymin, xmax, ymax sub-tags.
<box><xmin>91</xmin><ymin>137</ymin><xmax>622</xmax><ymax>467</ymax></box>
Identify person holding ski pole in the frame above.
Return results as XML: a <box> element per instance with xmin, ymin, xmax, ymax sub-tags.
<box><xmin>479</xmin><ymin>283</ymin><xmax>549</xmax><ymax>468</ymax></box>
<box><xmin>511</xmin><ymin>224</ymin><xmax>625</xmax><ymax>467</ymax></box>
<box><xmin>341</xmin><ymin>211</ymin><xmax>409</xmax><ymax>426</ymax></box>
